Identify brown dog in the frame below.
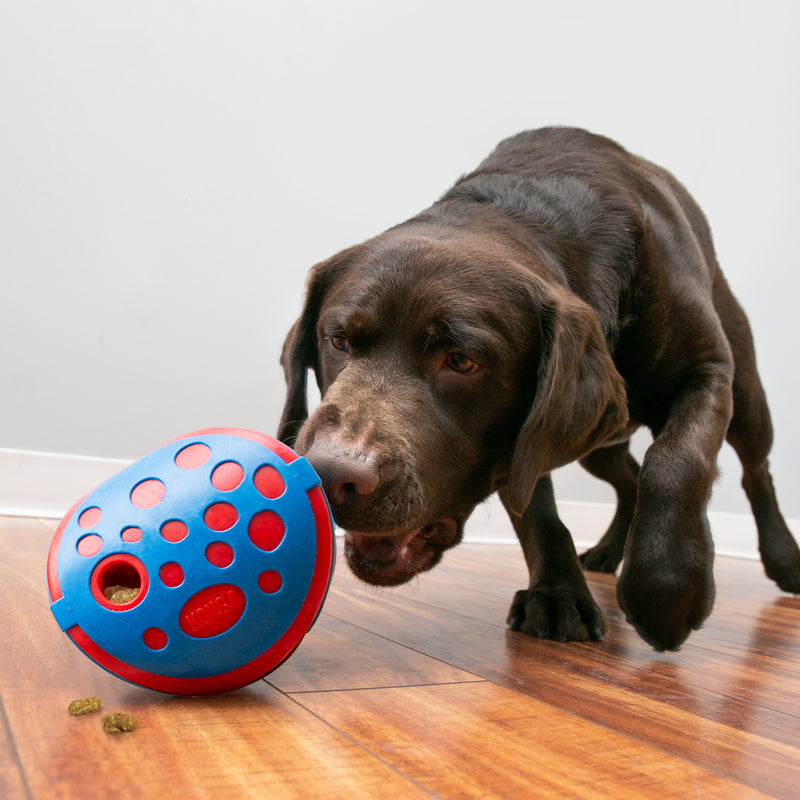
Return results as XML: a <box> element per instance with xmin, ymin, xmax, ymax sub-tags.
<box><xmin>279</xmin><ymin>127</ymin><xmax>800</xmax><ymax>651</ymax></box>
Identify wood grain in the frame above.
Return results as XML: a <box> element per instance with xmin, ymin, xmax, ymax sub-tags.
<box><xmin>2</xmin><ymin>514</ymin><xmax>799</xmax><ymax>799</ymax></box>
<box><xmin>268</xmin><ymin>615</ymin><xmax>481</xmax><ymax>693</ymax></box>
<box><xmin>0</xmin><ymin>696</ymin><xmax>27</xmax><ymax>800</ymax></box>
<box><xmin>294</xmin><ymin>682</ymin><xmax>770</xmax><ymax>799</ymax></box>
<box><xmin>314</xmin><ymin>544</ymin><xmax>800</xmax><ymax>797</ymax></box>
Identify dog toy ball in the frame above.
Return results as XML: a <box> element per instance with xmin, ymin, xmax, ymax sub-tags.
<box><xmin>46</xmin><ymin>428</ymin><xmax>335</xmax><ymax>696</ymax></box>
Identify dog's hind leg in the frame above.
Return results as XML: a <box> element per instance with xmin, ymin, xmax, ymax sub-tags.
<box><xmin>578</xmin><ymin>441</ymin><xmax>640</xmax><ymax>574</ymax></box>
<box><xmin>716</xmin><ymin>281</ymin><xmax>800</xmax><ymax>593</ymax></box>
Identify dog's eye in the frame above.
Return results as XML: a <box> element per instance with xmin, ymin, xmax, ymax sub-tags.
<box><xmin>446</xmin><ymin>353</ymin><xmax>478</xmax><ymax>374</ymax></box>
<box><xmin>330</xmin><ymin>336</ymin><xmax>350</xmax><ymax>353</ymax></box>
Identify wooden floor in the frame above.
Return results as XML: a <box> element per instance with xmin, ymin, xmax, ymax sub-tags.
<box><xmin>2</xmin><ymin>514</ymin><xmax>799</xmax><ymax>799</ymax></box>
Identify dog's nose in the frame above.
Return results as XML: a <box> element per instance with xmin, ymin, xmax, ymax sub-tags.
<box><xmin>304</xmin><ymin>439</ymin><xmax>380</xmax><ymax>509</ymax></box>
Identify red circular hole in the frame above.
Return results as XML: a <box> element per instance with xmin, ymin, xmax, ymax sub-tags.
<box><xmin>204</xmin><ymin>502</ymin><xmax>238</xmax><ymax>531</ymax></box>
<box><xmin>143</xmin><ymin>628</ymin><xmax>168</xmax><ymax>650</ymax></box>
<box><xmin>78</xmin><ymin>507</ymin><xmax>102</xmax><ymax>529</ymax></box>
<box><xmin>121</xmin><ymin>526</ymin><xmax>142</xmax><ymax>543</ymax></box>
<box><xmin>205</xmin><ymin>541</ymin><xmax>234</xmax><ymax>568</ymax></box>
<box><xmin>175</xmin><ymin>442</ymin><xmax>211</xmax><ymax>469</ymax></box>
<box><xmin>160</xmin><ymin>519</ymin><xmax>189</xmax><ymax>543</ymax></box>
<box><xmin>90</xmin><ymin>554</ymin><xmax>148</xmax><ymax>610</ymax></box>
<box><xmin>254</xmin><ymin>465</ymin><xmax>285</xmax><ymax>499</ymax></box>
<box><xmin>130</xmin><ymin>478</ymin><xmax>165</xmax><ymax>509</ymax></box>
<box><xmin>248</xmin><ymin>510</ymin><xmax>285</xmax><ymax>552</ymax></box>
<box><xmin>77</xmin><ymin>534</ymin><xmax>103</xmax><ymax>557</ymax></box>
<box><xmin>211</xmin><ymin>461</ymin><xmax>244</xmax><ymax>491</ymax></box>
<box><xmin>258</xmin><ymin>570</ymin><xmax>283</xmax><ymax>594</ymax></box>
<box><xmin>159</xmin><ymin>562</ymin><xmax>184</xmax><ymax>587</ymax></box>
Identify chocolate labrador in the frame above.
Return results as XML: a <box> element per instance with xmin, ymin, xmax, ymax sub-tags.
<box><xmin>278</xmin><ymin>126</ymin><xmax>800</xmax><ymax>651</ymax></box>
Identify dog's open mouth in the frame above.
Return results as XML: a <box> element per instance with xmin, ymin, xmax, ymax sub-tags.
<box><xmin>344</xmin><ymin>519</ymin><xmax>461</xmax><ymax>586</ymax></box>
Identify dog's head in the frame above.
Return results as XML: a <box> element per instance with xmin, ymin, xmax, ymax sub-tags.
<box><xmin>279</xmin><ymin>226</ymin><xmax>627</xmax><ymax>586</ymax></box>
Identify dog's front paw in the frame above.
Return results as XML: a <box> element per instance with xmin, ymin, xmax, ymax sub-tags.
<box><xmin>507</xmin><ymin>585</ymin><xmax>606</xmax><ymax>642</ymax></box>
<box><xmin>616</xmin><ymin>556</ymin><xmax>714</xmax><ymax>651</ymax></box>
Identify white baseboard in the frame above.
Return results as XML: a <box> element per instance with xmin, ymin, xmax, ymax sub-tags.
<box><xmin>3</xmin><ymin>447</ymin><xmax>795</xmax><ymax>562</ymax></box>
<box><xmin>0</xmin><ymin>448</ymin><xmax>132</xmax><ymax>519</ymax></box>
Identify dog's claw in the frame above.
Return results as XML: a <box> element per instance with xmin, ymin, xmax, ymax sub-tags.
<box><xmin>589</xmin><ymin>624</ymin><xmax>605</xmax><ymax>641</ymax></box>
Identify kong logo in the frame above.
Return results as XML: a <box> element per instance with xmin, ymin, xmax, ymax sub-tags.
<box><xmin>179</xmin><ymin>584</ymin><xmax>246</xmax><ymax>638</ymax></box>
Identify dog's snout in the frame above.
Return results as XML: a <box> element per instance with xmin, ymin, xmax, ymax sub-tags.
<box><xmin>305</xmin><ymin>439</ymin><xmax>380</xmax><ymax>509</ymax></box>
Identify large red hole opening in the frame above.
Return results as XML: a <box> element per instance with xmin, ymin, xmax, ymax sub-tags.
<box><xmin>91</xmin><ymin>554</ymin><xmax>149</xmax><ymax>610</ymax></box>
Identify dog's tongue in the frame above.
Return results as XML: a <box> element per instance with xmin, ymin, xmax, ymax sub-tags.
<box><xmin>348</xmin><ymin>529</ymin><xmax>421</xmax><ymax>563</ymax></box>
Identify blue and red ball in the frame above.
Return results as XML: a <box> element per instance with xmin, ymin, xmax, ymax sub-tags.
<box><xmin>46</xmin><ymin>428</ymin><xmax>335</xmax><ymax>695</ymax></box>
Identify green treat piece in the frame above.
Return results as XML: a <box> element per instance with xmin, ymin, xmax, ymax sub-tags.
<box><xmin>104</xmin><ymin>585</ymin><xmax>140</xmax><ymax>604</ymax></box>
<box><xmin>102</xmin><ymin>712</ymin><xmax>138</xmax><ymax>733</ymax></box>
<box><xmin>68</xmin><ymin>697</ymin><xmax>102</xmax><ymax>716</ymax></box>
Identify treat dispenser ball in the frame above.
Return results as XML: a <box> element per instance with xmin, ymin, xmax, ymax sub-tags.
<box><xmin>46</xmin><ymin>428</ymin><xmax>335</xmax><ymax>696</ymax></box>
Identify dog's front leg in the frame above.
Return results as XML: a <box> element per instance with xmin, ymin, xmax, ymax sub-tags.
<box><xmin>499</xmin><ymin>477</ymin><xmax>606</xmax><ymax>642</ymax></box>
<box><xmin>617</xmin><ymin>364</ymin><xmax>734</xmax><ymax>651</ymax></box>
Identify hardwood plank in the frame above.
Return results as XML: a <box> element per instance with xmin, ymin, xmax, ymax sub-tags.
<box><xmin>0</xmin><ymin>517</ymin><xmax>431</xmax><ymax>799</ymax></box>
<box><xmin>0</xmin><ymin>698</ymin><xmax>28</xmax><ymax>800</ymax></box>
<box><xmin>7</xmin><ymin>683</ymin><xmax>433</xmax><ymax>799</ymax></box>
<box><xmin>294</xmin><ymin>682</ymin><xmax>770</xmax><ymax>799</ymax></box>
<box><xmin>31</xmin><ymin>688</ymin><xmax>436</xmax><ymax>799</ymax></box>
<box><xmin>268</xmin><ymin>615</ymin><xmax>481</xmax><ymax>693</ymax></box>
<box><xmin>321</xmin><ymin>564</ymin><xmax>800</xmax><ymax>797</ymax></box>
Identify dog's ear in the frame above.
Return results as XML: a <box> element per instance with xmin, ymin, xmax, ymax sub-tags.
<box><xmin>507</xmin><ymin>282</ymin><xmax>628</xmax><ymax>516</ymax></box>
<box><xmin>278</xmin><ymin>248</ymin><xmax>358</xmax><ymax>445</ymax></box>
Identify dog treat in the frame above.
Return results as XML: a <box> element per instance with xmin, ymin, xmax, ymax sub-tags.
<box><xmin>67</xmin><ymin>696</ymin><xmax>102</xmax><ymax>716</ymax></box>
<box><xmin>104</xmin><ymin>585</ymin><xmax>140</xmax><ymax>604</ymax></box>
<box><xmin>102</xmin><ymin>712</ymin><xmax>138</xmax><ymax>733</ymax></box>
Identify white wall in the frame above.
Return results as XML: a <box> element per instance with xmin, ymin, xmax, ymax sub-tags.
<box><xmin>2</xmin><ymin>1</ymin><xmax>799</xmax><ymax>522</ymax></box>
